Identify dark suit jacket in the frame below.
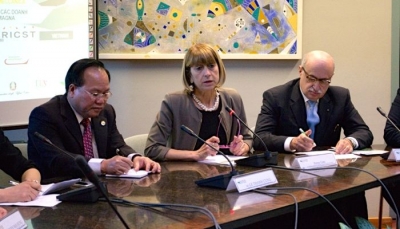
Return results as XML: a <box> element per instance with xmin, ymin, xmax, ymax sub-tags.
<box><xmin>28</xmin><ymin>95</ymin><xmax>136</xmax><ymax>180</ymax></box>
<box><xmin>254</xmin><ymin>79</ymin><xmax>373</xmax><ymax>152</ymax></box>
<box><xmin>384</xmin><ymin>88</ymin><xmax>400</xmax><ymax>147</ymax></box>
<box><xmin>0</xmin><ymin>130</ymin><xmax>36</xmax><ymax>181</ymax></box>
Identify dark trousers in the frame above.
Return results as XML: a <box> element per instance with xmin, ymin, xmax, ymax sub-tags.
<box><xmin>383</xmin><ymin>181</ymin><xmax>400</xmax><ymax>213</ymax></box>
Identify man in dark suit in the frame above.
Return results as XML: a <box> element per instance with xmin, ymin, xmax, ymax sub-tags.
<box><xmin>253</xmin><ymin>50</ymin><xmax>373</xmax><ymax>228</ymax></box>
<box><xmin>28</xmin><ymin>59</ymin><xmax>161</xmax><ymax>180</ymax></box>
<box><xmin>383</xmin><ymin>88</ymin><xmax>400</xmax><ymax>211</ymax></box>
<box><xmin>254</xmin><ymin>50</ymin><xmax>373</xmax><ymax>153</ymax></box>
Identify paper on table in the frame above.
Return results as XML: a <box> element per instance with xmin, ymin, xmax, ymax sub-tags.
<box><xmin>0</xmin><ymin>194</ymin><xmax>61</xmax><ymax>207</ymax></box>
<box><xmin>295</xmin><ymin>150</ymin><xmax>361</xmax><ymax>159</ymax></box>
<box><xmin>106</xmin><ymin>169</ymin><xmax>149</xmax><ymax>178</ymax></box>
<box><xmin>198</xmin><ymin>155</ymin><xmax>247</xmax><ymax>166</ymax></box>
<box><xmin>352</xmin><ymin>150</ymin><xmax>388</xmax><ymax>156</ymax></box>
<box><xmin>40</xmin><ymin>178</ymin><xmax>81</xmax><ymax>195</ymax></box>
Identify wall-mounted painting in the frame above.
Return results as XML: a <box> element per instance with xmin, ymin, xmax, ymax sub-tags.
<box><xmin>98</xmin><ymin>0</ymin><xmax>302</xmax><ymax>59</ymax></box>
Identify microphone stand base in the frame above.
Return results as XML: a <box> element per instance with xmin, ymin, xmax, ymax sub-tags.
<box><xmin>195</xmin><ymin>171</ymin><xmax>240</xmax><ymax>189</ymax></box>
<box><xmin>236</xmin><ymin>151</ymin><xmax>278</xmax><ymax>167</ymax></box>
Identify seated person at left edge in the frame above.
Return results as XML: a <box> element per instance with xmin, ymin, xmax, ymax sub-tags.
<box><xmin>27</xmin><ymin>59</ymin><xmax>160</xmax><ymax>180</ymax></box>
<box><xmin>145</xmin><ymin>43</ymin><xmax>252</xmax><ymax>161</ymax></box>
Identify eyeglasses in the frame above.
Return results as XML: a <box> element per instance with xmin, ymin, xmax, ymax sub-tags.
<box><xmin>301</xmin><ymin>67</ymin><xmax>331</xmax><ymax>86</ymax></box>
<box><xmin>217</xmin><ymin>118</ymin><xmax>241</xmax><ymax>149</ymax></box>
<box><xmin>79</xmin><ymin>87</ymin><xmax>112</xmax><ymax>100</ymax></box>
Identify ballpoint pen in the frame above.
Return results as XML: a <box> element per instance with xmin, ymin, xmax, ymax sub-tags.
<box><xmin>299</xmin><ymin>128</ymin><xmax>317</xmax><ymax>147</ymax></box>
<box><xmin>9</xmin><ymin>180</ymin><xmax>19</xmax><ymax>186</ymax></box>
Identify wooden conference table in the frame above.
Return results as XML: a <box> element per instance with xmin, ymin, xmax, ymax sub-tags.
<box><xmin>14</xmin><ymin>151</ymin><xmax>400</xmax><ymax>228</ymax></box>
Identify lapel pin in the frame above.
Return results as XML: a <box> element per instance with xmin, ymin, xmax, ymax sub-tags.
<box><xmin>101</xmin><ymin>120</ymin><xmax>106</xmax><ymax>126</ymax></box>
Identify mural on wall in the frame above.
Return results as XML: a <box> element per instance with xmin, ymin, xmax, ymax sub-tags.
<box><xmin>98</xmin><ymin>0</ymin><xmax>301</xmax><ymax>59</ymax></box>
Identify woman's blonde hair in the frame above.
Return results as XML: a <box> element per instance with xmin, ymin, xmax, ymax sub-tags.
<box><xmin>182</xmin><ymin>43</ymin><xmax>226</xmax><ymax>94</ymax></box>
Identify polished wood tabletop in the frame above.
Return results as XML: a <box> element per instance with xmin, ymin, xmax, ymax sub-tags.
<box><xmin>9</xmin><ymin>153</ymin><xmax>400</xmax><ymax>229</ymax></box>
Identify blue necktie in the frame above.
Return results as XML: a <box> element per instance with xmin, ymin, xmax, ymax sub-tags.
<box><xmin>306</xmin><ymin>101</ymin><xmax>320</xmax><ymax>139</ymax></box>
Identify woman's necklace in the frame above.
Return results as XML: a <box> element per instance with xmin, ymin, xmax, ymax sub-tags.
<box><xmin>192</xmin><ymin>91</ymin><xmax>220</xmax><ymax>112</ymax></box>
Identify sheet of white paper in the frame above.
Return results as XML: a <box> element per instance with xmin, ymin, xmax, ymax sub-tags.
<box><xmin>199</xmin><ymin>155</ymin><xmax>247</xmax><ymax>166</ymax></box>
<box><xmin>40</xmin><ymin>178</ymin><xmax>81</xmax><ymax>195</ymax></box>
<box><xmin>352</xmin><ymin>150</ymin><xmax>388</xmax><ymax>156</ymax></box>
<box><xmin>335</xmin><ymin>154</ymin><xmax>361</xmax><ymax>159</ymax></box>
<box><xmin>0</xmin><ymin>194</ymin><xmax>61</xmax><ymax>207</ymax></box>
<box><xmin>106</xmin><ymin>169</ymin><xmax>149</xmax><ymax>178</ymax></box>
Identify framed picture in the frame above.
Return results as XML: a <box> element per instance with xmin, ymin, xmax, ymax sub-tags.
<box><xmin>98</xmin><ymin>0</ymin><xmax>302</xmax><ymax>59</ymax></box>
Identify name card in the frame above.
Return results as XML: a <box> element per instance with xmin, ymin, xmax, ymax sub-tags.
<box><xmin>0</xmin><ymin>209</ymin><xmax>27</xmax><ymax>229</ymax></box>
<box><xmin>226</xmin><ymin>168</ymin><xmax>278</xmax><ymax>193</ymax></box>
<box><xmin>388</xmin><ymin>148</ymin><xmax>400</xmax><ymax>162</ymax></box>
<box><xmin>291</xmin><ymin>152</ymin><xmax>338</xmax><ymax>169</ymax></box>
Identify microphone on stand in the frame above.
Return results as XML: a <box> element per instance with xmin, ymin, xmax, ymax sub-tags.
<box><xmin>225</xmin><ymin>106</ymin><xmax>277</xmax><ymax>167</ymax></box>
<box><xmin>34</xmin><ymin>132</ymin><xmax>130</xmax><ymax>229</ymax></box>
<box><xmin>180</xmin><ymin>125</ymin><xmax>239</xmax><ymax>189</ymax></box>
<box><xmin>377</xmin><ymin>107</ymin><xmax>400</xmax><ymax>132</ymax></box>
<box><xmin>376</xmin><ymin>107</ymin><xmax>400</xmax><ymax>160</ymax></box>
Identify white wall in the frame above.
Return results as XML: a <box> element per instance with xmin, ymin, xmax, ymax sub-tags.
<box><xmin>105</xmin><ymin>0</ymin><xmax>393</xmax><ymax>144</ymax></box>
<box><xmin>103</xmin><ymin>0</ymin><xmax>395</xmax><ymax>218</ymax></box>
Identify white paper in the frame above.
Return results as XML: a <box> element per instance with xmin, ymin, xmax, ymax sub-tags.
<box><xmin>40</xmin><ymin>178</ymin><xmax>81</xmax><ymax>195</ymax></box>
<box><xmin>352</xmin><ymin>150</ymin><xmax>388</xmax><ymax>156</ymax></box>
<box><xmin>106</xmin><ymin>169</ymin><xmax>149</xmax><ymax>178</ymax></box>
<box><xmin>0</xmin><ymin>194</ymin><xmax>61</xmax><ymax>207</ymax></box>
<box><xmin>199</xmin><ymin>155</ymin><xmax>247</xmax><ymax>166</ymax></box>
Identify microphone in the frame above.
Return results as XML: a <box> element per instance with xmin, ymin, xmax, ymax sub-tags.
<box><xmin>34</xmin><ymin>132</ymin><xmax>130</xmax><ymax>229</ymax></box>
<box><xmin>225</xmin><ymin>106</ymin><xmax>277</xmax><ymax>167</ymax></box>
<box><xmin>180</xmin><ymin>125</ymin><xmax>239</xmax><ymax>189</ymax></box>
<box><xmin>376</xmin><ymin>107</ymin><xmax>400</xmax><ymax>160</ymax></box>
<box><xmin>377</xmin><ymin>107</ymin><xmax>400</xmax><ymax>132</ymax></box>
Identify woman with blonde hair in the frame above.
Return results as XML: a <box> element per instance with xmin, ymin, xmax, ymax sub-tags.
<box><xmin>145</xmin><ymin>43</ymin><xmax>252</xmax><ymax>161</ymax></box>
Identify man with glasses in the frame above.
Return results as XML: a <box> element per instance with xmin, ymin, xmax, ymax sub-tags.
<box><xmin>254</xmin><ymin>50</ymin><xmax>373</xmax><ymax>154</ymax></box>
<box><xmin>28</xmin><ymin>59</ymin><xmax>161</xmax><ymax>180</ymax></box>
<box><xmin>253</xmin><ymin>50</ymin><xmax>373</xmax><ymax>228</ymax></box>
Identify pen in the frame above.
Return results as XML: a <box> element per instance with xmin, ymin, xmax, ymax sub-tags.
<box><xmin>299</xmin><ymin>128</ymin><xmax>317</xmax><ymax>147</ymax></box>
<box><xmin>9</xmin><ymin>180</ymin><xmax>19</xmax><ymax>186</ymax></box>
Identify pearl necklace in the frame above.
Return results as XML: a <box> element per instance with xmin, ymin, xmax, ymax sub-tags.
<box><xmin>192</xmin><ymin>91</ymin><xmax>220</xmax><ymax>112</ymax></box>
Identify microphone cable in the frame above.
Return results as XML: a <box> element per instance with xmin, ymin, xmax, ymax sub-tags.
<box><xmin>105</xmin><ymin>198</ymin><xmax>221</xmax><ymax>229</ymax></box>
<box><xmin>269</xmin><ymin>165</ymin><xmax>400</xmax><ymax>229</ymax></box>
<box><xmin>256</xmin><ymin>186</ymin><xmax>350</xmax><ymax>228</ymax></box>
<box><xmin>253</xmin><ymin>189</ymin><xmax>299</xmax><ymax>229</ymax></box>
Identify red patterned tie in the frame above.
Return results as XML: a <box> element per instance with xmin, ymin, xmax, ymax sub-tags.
<box><xmin>81</xmin><ymin>118</ymin><xmax>94</xmax><ymax>160</ymax></box>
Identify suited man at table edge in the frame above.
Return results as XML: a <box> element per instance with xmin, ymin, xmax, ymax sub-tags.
<box><xmin>27</xmin><ymin>58</ymin><xmax>160</xmax><ymax>180</ymax></box>
<box><xmin>253</xmin><ymin>50</ymin><xmax>373</xmax><ymax>228</ymax></box>
<box><xmin>383</xmin><ymin>87</ymin><xmax>400</xmax><ymax>211</ymax></box>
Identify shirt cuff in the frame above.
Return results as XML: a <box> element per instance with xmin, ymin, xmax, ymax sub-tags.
<box><xmin>346</xmin><ymin>137</ymin><xmax>359</xmax><ymax>149</ymax></box>
<box><xmin>88</xmin><ymin>158</ymin><xmax>104</xmax><ymax>175</ymax></box>
<box><xmin>284</xmin><ymin>137</ymin><xmax>296</xmax><ymax>152</ymax></box>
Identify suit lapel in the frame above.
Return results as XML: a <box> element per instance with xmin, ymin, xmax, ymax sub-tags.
<box><xmin>315</xmin><ymin>93</ymin><xmax>332</xmax><ymax>143</ymax></box>
<box><xmin>60</xmin><ymin>96</ymin><xmax>84</xmax><ymax>150</ymax></box>
<box><xmin>92</xmin><ymin>115</ymin><xmax>108</xmax><ymax>158</ymax></box>
<box><xmin>290</xmin><ymin>83</ymin><xmax>308</xmax><ymax>129</ymax></box>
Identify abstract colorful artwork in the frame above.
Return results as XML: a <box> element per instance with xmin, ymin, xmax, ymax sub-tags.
<box><xmin>98</xmin><ymin>0</ymin><xmax>302</xmax><ymax>59</ymax></box>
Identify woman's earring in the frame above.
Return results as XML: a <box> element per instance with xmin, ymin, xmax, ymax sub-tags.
<box><xmin>189</xmin><ymin>83</ymin><xmax>194</xmax><ymax>92</ymax></box>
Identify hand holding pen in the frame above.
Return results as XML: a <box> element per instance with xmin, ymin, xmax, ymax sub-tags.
<box><xmin>3</xmin><ymin>180</ymin><xmax>41</xmax><ymax>202</ymax></box>
<box><xmin>289</xmin><ymin>128</ymin><xmax>316</xmax><ymax>152</ymax></box>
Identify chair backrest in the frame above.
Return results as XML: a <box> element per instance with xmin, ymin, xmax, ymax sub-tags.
<box><xmin>124</xmin><ymin>134</ymin><xmax>148</xmax><ymax>156</ymax></box>
<box><xmin>14</xmin><ymin>143</ymin><xmax>28</xmax><ymax>159</ymax></box>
